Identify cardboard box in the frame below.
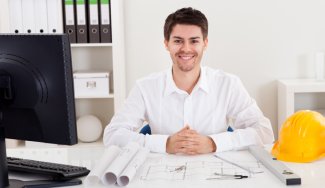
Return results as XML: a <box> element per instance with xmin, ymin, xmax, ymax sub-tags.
<box><xmin>73</xmin><ymin>72</ymin><xmax>109</xmax><ymax>98</ymax></box>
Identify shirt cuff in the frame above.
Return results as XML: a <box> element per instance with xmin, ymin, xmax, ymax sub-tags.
<box><xmin>210</xmin><ymin>132</ymin><xmax>234</xmax><ymax>153</ymax></box>
<box><xmin>144</xmin><ymin>134</ymin><xmax>169</xmax><ymax>153</ymax></box>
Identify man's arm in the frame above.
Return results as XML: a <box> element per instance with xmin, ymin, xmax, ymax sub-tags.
<box><xmin>210</xmin><ymin>77</ymin><xmax>274</xmax><ymax>152</ymax></box>
<box><xmin>103</xmin><ymin>84</ymin><xmax>146</xmax><ymax>147</ymax></box>
<box><xmin>103</xmin><ymin>84</ymin><xmax>170</xmax><ymax>153</ymax></box>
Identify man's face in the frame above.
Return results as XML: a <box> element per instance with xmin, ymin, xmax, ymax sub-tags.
<box><xmin>164</xmin><ymin>24</ymin><xmax>208</xmax><ymax>73</ymax></box>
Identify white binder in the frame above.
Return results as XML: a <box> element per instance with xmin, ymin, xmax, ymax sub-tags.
<box><xmin>21</xmin><ymin>0</ymin><xmax>35</xmax><ymax>33</ymax></box>
<box><xmin>47</xmin><ymin>0</ymin><xmax>63</xmax><ymax>33</ymax></box>
<box><xmin>34</xmin><ymin>0</ymin><xmax>48</xmax><ymax>33</ymax></box>
<box><xmin>8</xmin><ymin>0</ymin><xmax>23</xmax><ymax>33</ymax></box>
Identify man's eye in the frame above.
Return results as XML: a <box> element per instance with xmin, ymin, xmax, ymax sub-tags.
<box><xmin>174</xmin><ymin>40</ymin><xmax>182</xmax><ymax>44</ymax></box>
<box><xmin>191</xmin><ymin>40</ymin><xmax>199</xmax><ymax>44</ymax></box>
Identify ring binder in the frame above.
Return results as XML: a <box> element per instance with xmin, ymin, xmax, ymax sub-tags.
<box><xmin>99</xmin><ymin>0</ymin><xmax>112</xmax><ymax>43</ymax></box>
<box><xmin>76</xmin><ymin>0</ymin><xmax>88</xmax><ymax>43</ymax></box>
<box><xmin>88</xmin><ymin>0</ymin><xmax>100</xmax><ymax>43</ymax></box>
<box><xmin>63</xmin><ymin>0</ymin><xmax>77</xmax><ymax>43</ymax></box>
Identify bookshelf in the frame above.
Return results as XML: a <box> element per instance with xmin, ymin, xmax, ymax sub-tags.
<box><xmin>277</xmin><ymin>79</ymin><xmax>325</xmax><ymax>135</ymax></box>
<box><xmin>0</xmin><ymin>0</ymin><xmax>126</xmax><ymax>147</ymax></box>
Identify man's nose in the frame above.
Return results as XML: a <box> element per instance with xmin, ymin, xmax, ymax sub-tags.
<box><xmin>180</xmin><ymin>42</ymin><xmax>191</xmax><ymax>52</ymax></box>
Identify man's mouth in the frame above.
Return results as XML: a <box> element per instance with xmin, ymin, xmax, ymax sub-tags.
<box><xmin>178</xmin><ymin>54</ymin><xmax>195</xmax><ymax>60</ymax></box>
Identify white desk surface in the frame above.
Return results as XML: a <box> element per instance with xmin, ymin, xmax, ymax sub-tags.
<box><xmin>6</xmin><ymin>146</ymin><xmax>325</xmax><ymax>188</ymax></box>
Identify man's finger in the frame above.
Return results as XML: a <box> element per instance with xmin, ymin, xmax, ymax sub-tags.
<box><xmin>176</xmin><ymin>126</ymin><xmax>190</xmax><ymax>135</ymax></box>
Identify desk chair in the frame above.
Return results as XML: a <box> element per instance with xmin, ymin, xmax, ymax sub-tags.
<box><xmin>139</xmin><ymin>125</ymin><xmax>233</xmax><ymax>135</ymax></box>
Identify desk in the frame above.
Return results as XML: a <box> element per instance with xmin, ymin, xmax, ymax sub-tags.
<box><xmin>6</xmin><ymin>146</ymin><xmax>325</xmax><ymax>188</ymax></box>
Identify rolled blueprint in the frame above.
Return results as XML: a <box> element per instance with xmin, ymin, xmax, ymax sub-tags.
<box><xmin>84</xmin><ymin>145</ymin><xmax>121</xmax><ymax>186</ymax></box>
<box><xmin>117</xmin><ymin>147</ymin><xmax>150</xmax><ymax>186</ymax></box>
<box><xmin>101</xmin><ymin>142</ymin><xmax>140</xmax><ymax>185</ymax></box>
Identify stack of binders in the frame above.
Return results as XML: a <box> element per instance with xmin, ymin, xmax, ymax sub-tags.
<box><xmin>8</xmin><ymin>0</ymin><xmax>63</xmax><ymax>34</ymax></box>
<box><xmin>62</xmin><ymin>0</ymin><xmax>112</xmax><ymax>44</ymax></box>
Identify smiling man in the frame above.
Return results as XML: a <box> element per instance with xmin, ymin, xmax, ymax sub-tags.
<box><xmin>104</xmin><ymin>7</ymin><xmax>274</xmax><ymax>155</ymax></box>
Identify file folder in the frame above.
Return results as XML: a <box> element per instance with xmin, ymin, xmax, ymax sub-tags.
<box><xmin>99</xmin><ymin>0</ymin><xmax>112</xmax><ymax>43</ymax></box>
<box><xmin>63</xmin><ymin>0</ymin><xmax>77</xmax><ymax>43</ymax></box>
<box><xmin>8</xmin><ymin>0</ymin><xmax>23</xmax><ymax>33</ymax></box>
<box><xmin>88</xmin><ymin>0</ymin><xmax>100</xmax><ymax>43</ymax></box>
<box><xmin>47</xmin><ymin>0</ymin><xmax>63</xmax><ymax>33</ymax></box>
<box><xmin>21</xmin><ymin>0</ymin><xmax>35</xmax><ymax>33</ymax></box>
<box><xmin>76</xmin><ymin>0</ymin><xmax>88</xmax><ymax>43</ymax></box>
<box><xmin>34</xmin><ymin>0</ymin><xmax>48</xmax><ymax>33</ymax></box>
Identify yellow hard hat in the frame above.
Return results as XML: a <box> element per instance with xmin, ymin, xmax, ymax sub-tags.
<box><xmin>272</xmin><ymin>110</ymin><xmax>325</xmax><ymax>163</ymax></box>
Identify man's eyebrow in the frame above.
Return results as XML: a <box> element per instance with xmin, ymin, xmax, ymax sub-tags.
<box><xmin>171</xmin><ymin>36</ymin><xmax>201</xmax><ymax>40</ymax></box>
<box><xmin>171</xmin><ymin>36</ymin><xmax>183</xmax><ymax>40</ymax></box>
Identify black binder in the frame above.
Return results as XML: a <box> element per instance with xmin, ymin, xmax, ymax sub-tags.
<box><xmin>62</xmin><ymin>0</ymin><xmax>77</xmax><ymax>43</ymax></box>
<box><xmin>87</xmin><ymin>0</ymin><xmax>100</xmax><ymax>43</ymax></box>
<box><xmin>75</xmin><ymin>0</ymin><xmax>88</xmax><ymax>43</ymax></box>
<box><xmin>99</xmin><ymin>0</ymin><xmax>112</xmax><ymax>43</ymax></box>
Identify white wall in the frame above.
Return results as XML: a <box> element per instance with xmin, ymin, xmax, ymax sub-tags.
<box><xmin>0</xmin><ymin>0</ymin><xmax>9</xmax><ymax>32</ymax></box>
<box><xmin>124</xmin><ymin>0</ymin><xmax>325</xmax><ymax>138</ymax></box>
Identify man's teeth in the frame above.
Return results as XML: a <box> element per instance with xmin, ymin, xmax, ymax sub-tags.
<box><xmin>180</xmin><ymin>55</ymin><xmax>193</xmax><ymax>60</ymax></box>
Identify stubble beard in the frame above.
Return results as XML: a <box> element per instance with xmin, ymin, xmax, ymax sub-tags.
<box><xmin>176</xmin><ymin>61</ymin><xmax>195</xmax><ymax>72</ymax></box>
<box><xmin>174</xmin><ymin>53</ymin><xmax>197</xmax><ymax>72</ymax></box>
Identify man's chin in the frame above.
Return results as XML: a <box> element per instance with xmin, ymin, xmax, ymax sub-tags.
<box><xmin>177</xmin><ymin>63</ymin><xmax>196</xmax><ymax>72</ymax></box>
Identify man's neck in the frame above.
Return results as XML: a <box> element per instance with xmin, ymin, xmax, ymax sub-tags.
<box><xmin>172</xmin><ymin>67</ymin><xmax>201</xmax><ymax>94</ymax></box>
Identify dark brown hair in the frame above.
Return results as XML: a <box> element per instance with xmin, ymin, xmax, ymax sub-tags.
<box><xmin>164</xmin><ymin>7</ymin><xmax>208</xmax><ymax>41</ymax></box>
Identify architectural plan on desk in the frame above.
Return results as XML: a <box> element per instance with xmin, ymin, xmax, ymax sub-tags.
<box><xmin>139</xmin><ymin>150</ymin><xmax>264</xmax><ymax>181</ymax></box>
<box><xmin>140</xmin><ymin>152</ymin><xmax>264</xmax><ymax>181</ymax></box>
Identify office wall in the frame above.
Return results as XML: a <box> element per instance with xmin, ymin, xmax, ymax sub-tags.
<box><xmin>124</xmin><ymin>0</ymin><xmax>325</xmax><ymax>138</ymax></box>
<box><xmin>0</xmin><ymin>0</ymin><xmax>9</xmax><ymax>32</ymax></box>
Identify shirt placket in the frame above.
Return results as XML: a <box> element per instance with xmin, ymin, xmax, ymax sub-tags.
<box><xmin>183</xmin><ymin>95</ymin><xmax>193</xmax><ymax>127</ymax></box>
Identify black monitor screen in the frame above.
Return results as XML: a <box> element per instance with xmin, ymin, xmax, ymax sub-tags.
<box><xmin>0</xmin><ymin>34</ymin><xmax>77</xmax><ymax>145</ymax></box>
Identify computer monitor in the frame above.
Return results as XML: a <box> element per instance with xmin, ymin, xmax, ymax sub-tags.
<box><xmin>0</xmin><ymin>34</ymin><xmax>78</xmax><ymax>187</ymax></box>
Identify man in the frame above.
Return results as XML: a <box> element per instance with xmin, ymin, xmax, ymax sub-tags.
<box><xmin>103</xmin><ymin>7</ymin><xmax>274</xmax><ymax>155</ymax></box>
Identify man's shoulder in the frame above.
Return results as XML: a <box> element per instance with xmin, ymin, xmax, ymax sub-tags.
<box><xmin>204</xmin><ymin>66</ymin><xmax>240</xmax><ymax>81</ymax></box>
<box><xmin>136</xmin><ymin>69</ymin><xmax>167</xmax><ymax>86</ymax></box>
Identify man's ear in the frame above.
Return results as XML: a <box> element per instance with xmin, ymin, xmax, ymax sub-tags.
<box><xmin>204</xmin><ymin>38</ymin><xmax>208</xmax><ymax>50</ymax></box>
<box><xmin>164</xmin><ymin>40</ymin><xmax>169</xmax><ymax>50</ymax></box>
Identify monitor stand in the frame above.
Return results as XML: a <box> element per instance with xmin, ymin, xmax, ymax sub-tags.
<box><xmin>0</xmin><ymin>128</ymin><xmax>81</xmax><ymax>188</ymax></box>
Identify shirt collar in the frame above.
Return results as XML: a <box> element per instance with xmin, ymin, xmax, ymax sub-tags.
<box><xmin>164</xmin><ymin>67</ymin><xmax>179</xmax><ymax>96</ymax></box>
<box><xmin>196</xmin><ymin>66</ymin><xmax>209</xmax><ymax>94</ymax></box>
<box><xmin>164</xmin><ymin>66</ymin><xmax>210</xmax><ymax>96</ymax></box>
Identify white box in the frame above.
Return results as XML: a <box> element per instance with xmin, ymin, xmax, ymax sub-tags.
<box><xmin>73</xmin><ymin>72</ymin><xmax>110</xmax><ymax>98</ymax></box>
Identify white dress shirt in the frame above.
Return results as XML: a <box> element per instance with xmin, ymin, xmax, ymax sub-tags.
<box><xmin>103</xmin><ymin>66</ymin><xmax>274</xmax><ymax>153</ymax></box>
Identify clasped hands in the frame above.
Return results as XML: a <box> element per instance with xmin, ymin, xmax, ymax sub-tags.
<box><xmin>166</xmin><ymin>125</ymin><xmax>216</xmax><ymax>155</ymax></box>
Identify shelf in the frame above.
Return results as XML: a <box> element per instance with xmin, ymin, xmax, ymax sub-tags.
<box><xmin>278</xmin><ymin>79</ymin><xmax>325</xmax><ymax>135</ymax></box>
<box><xmin>1</xmin><ymin>0</ymin><xmax>126</xmax><ymax>149</ymax></box>
<box><xmin>71</xmin><ymin>43</ymin><xmax>113</xmax><ymax>48</ymax></box>
<box><xmin>75</xmin><ymin>93</ymin><xmax>114</xmax><ymax>99</ymax></box>
<box><xmin>278</xmin><ymin>79</ymin><xmax>325</xmax><ymax>92</ymax></box>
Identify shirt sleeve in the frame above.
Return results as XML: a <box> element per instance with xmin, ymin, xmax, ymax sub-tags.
<box><xmin>103</xmin><ymin>83</ymin><xmax>169</xmax><ymax>153</ymax></box>
<box><xmin>210</xmin><ymin>76</ymin><xmax>274</xmax><ymax>152</ymax></box>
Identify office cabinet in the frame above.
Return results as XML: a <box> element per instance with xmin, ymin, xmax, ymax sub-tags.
<box><xmin>0</xmin><ymin>0</ymin><xmax>126</xmax><ymax>147</ymax></box>
<box><xmin>278</xmin><ymin>79</ymin><xmax>325</xmax><ymax>135</ymax></box>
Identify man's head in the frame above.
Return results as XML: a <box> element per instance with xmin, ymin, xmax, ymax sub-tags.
<box><xmin>164</xmin><ymin>7</ymin><xmax>208</xmax><ymax>41</ymax></box>
<box><xmin>164</xmin><ymin>7</ymin><xmax>208</xmax><ymax>73</ymax></box>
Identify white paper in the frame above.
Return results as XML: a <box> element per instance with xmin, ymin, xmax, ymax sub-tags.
<box><xmin>101</xmin><ymin>142</ymin><xmax>140</xmax><ymax>185</ymax></box>
<box><xmin>117</xmin><ymin>147</ymin><xmax>150</xmax><ymax>186</ymax></box>
<box><xmin>84</xmin><ymin>145</ymin><xmax>121</xmax><ymax>186</ymax></box>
